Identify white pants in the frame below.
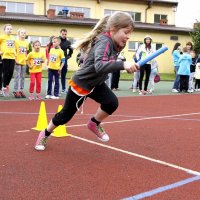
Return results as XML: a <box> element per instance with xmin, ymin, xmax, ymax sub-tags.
<box><xmin>188</xmin><ymin>72</ymin><xmax>195</xmax><ymax>90</ymax></box>
<box><xmin>149</xmin><ymin>68</ymin><xmax>158</xmax><ymax>91</ymax></box>
<box><xmin>105</xmin><ymin>73</ymin><xmax>112</xmax><ymax>88</ymax></box>
<box><xmin>132</xmin><ymin>71</ymin><xmax>140</xmax><ymax>89</ymax></box>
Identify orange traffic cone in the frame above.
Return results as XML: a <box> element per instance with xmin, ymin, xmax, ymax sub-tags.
<box><xmin>32</xmin><ymin>101</ymin><xmax>48</xmax><ymax>131</ymax></box>
<box><xmin>52</xmin><ymin>105</ymin><xmax>68</xmax><ymax>137</ymax></box>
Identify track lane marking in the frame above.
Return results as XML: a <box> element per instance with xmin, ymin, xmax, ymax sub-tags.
<box><xmin>123</xmin><ymin>176</ymin><xmax>200</xmax><ymax>200</ymax></box>
<box><xmin>69</xmin><ymin>135</ymin><xmax>200</xmax><ymax>176</ymax></box>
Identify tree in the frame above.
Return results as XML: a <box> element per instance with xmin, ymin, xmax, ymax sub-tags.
<box><xmin>190</xmin><ymin>23</ymin><xmax>200</xmax><ymax>54</ymax></box>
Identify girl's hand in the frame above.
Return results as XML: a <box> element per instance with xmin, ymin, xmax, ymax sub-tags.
<box><xmin>58</xmin><ymin>69</ymin><xmax>62</xmax><ymax>74</ymax></box>
<box><xmin>124</xmin><ymin>62</ymin><xmax>139</xmax><ymax>73</ymax></box>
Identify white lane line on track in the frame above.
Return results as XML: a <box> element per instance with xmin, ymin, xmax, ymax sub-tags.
<box><xmin>16</xmin><ymin>130</ymin><xmax>30</xmax><ymax>133</ymax></box>
<box><xmin>66</xmin><ymin>112</ymin><xmax>200</xmax><ymax>128</ymax></box>
<box><xmin>15</xmin><ymin>111</ymin><xmax>200</xmax><ymax>131</ymax></box>
<box><xmin>70</xmin><ymin>134</ymin><xmax>200</xmax><ymax>176</ymax></box>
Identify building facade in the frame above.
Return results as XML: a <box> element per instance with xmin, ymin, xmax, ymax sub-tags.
<box><xmin>0</xmin><ymin>0</ymin><xmax>192</xmax><ymax>73</ymax></box>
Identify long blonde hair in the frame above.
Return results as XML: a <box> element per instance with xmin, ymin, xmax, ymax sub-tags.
<box><xmin>74</xmin><ymin>11</ymin><xmax>134</xmax><ymax>53</ymax></box>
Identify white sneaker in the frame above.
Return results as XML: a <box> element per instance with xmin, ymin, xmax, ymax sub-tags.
<box><xmin>35</xmin><ymin>130</ymin><xmax>48</xmax><ymax>151</ymax></box>
<box><xmin>188</xmin><ymin>89</ymin><xmax>194</xmax><ymax>93</ymax></box>
<box><xmin>60</xmin><ymin>89</ymin><xmax>66</xmax><ymax>94</ymax></box>
<box><xmin>45</xmin><ymin>95</ymin><xmax>51</xmax><ymax>99</ymax></box>
<box><xmin>51</xmin><ymin>96</ymin><xmax>59</xmax><ymax>99</ymax></box>
<box><xmin>149</xmin><ymin>88</ymin><xmax>154</xmax><ymax>93</ymax></box>
<box><xmin>172</xmin><ymin>89</ymin><xmax>179</xmax><ymax>93</ymax></box>
<box><xmin>132</xmin><ymin>89</ymin><xmax>137</xmax><ymax>93</ymax></box>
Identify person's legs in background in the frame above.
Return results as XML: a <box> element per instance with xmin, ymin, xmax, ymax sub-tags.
<box><xmin>105</xmin><ymin>73</ymin><xmax>112</xmax><ymax>88</ymax></box>
<box><xmin>143</xmin><ymin>64</ymin><xmax>151</xmax><ymax>91</ymax></box>
<box><xmin>60</xmin><ymin>62</ymin><xmax>68</xmax><ymax>93</ymax></box>
<box><xmin>148</xmin><ymin>68</ymin><xmax>157</xmax><ymax>93</ymax></box>
<box><xmin>172</xmin><ymin>66</ymin><xmax>180</xmax><ymax>92</ymax></box>
<box><xmin>111</xmin><ymin>70</ymin><xmax>120</xmax><ymax>90</ymax></box>
<box><xmin>132</xmin><ymin>71</ymin><xmax>140</xmax><ymax>92</ymax></box>
<box><xmin>0</xmin><ymin>59</ymin><xmax>3</xmax><ymax>95</ymax></box>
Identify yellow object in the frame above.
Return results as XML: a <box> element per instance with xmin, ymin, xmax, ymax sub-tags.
<box><xmin>52</xmin><ymin>105</ymin><xmax>68</xmax><ymax>137</ymax></box>
<box><xmin>32</xmin><ymin>101</ymin><xmax>48</xmax><ymax>131</ymax></box>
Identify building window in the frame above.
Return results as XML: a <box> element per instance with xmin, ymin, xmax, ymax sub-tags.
<box><xmin>28</xmin><ymin>36</ymin><xmax>50</xmax><ymax>47</ymax></box>
<box><xmin>128</xmin><ymin>41</ymin><xmax>143</xmax><ymax>51</ymax></box>
<box><xmin>49</xmin><ymin>5</ymin><xmax>90</xmax><ymax>18</ymax></box>
<box><xmin>128</xmin><ymin>41</ymin><xmax>164</xmax><ymax>51</ymax></box>
<box><xmin>154</xmin><ymin>14</ymin><xmax>167</xmax><ymax>23</ymax></box>
<box><xmin>155</xmin><ymin>43</ymin><xmax>163</xmax><ymax>50</ymax></box>
<box><xmin>0</xmin><ymin>1</ymin><xmax>33</xmax><ymax>14</ymax></box>
<box><xmin>104</xmin><ymin>9</ymin><xmax>141</xmax><ymax>22</ymax></box>
<box><xmin>170</xmin><ymin>35</ymin><xmax>178</xmax><ymax>41</ymax></box>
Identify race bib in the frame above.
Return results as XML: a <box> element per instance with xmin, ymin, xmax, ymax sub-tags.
<box><xmin>50</xmin><ymin>54</ymin><xmax>57</xmax><ymax>63</ymax></box>
<box><xmin>19</xmin><ymin>47</ymin><xmax>27</xmax><ymax>54</ymax></box>
<box><xmin>33</xmin><ymin>58</ymin><xmax>42</xmax><ymax>66</ymax></box>
<box><xmin>6</xmin><ymin>40</ymin><xmax>14</xmax><ymax>48</ymax></box>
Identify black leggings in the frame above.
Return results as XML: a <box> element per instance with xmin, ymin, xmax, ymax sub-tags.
<box><xmin>0</xmin><ymin>61</ymin><xmax>3</xmax><ymax>89</ymax></box>
<box><xmin>2</xmin><ymin>59</ymin><xmax>15</xmax><ymax>87</ymax></box>
<box><xmin>52</xmin><ymin>82</ymin><xmax>119</xmax><ymax>126</ymax></box>
<box><xmin>139</xmin><ymin>64</ymin><xmax>151</xmax><ymax>91</ymax></box>
<box><xmin>180</xmin><ymin>75</ymin><xmax>189</xmax><ymax>92</ymax></box>
<box><xmin>111</xmin><ymin>70</ymin><xmax>120</xmax><ymax>89</ymax></box>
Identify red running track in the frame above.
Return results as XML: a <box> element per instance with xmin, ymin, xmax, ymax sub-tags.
<box><xmin>0</xmin><ymin>94</ymin><xmax>200</xmax><ymax>200</ymax></box>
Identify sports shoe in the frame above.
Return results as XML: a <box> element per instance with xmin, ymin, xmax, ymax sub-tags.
<box><xmin>51</xmin><ymin>95</ymin><xmax>59</xmax><ymax>99</ymax></box>
<box><xmin>149</xmin><ymin>88</ymin><xmax>154</xmax><ymax>93</ymax></box>
<box><xmin>29</xmin><ymin>93</ymin><xmax>34</xmax><ymax>100</ymax></box>
<box><xmin>45</xmin><ymin>95</ymin><xmax>51</xmax><ymax>99</ymax></box>
<box><xmin>35</xmin><ymin>130</ymin><xmax>48</xmax><ymax>151</ymax></box>
<box><xmin>139</xmin><ymin>90</ymin><xmax>147</xmax><ymax>95</ymax></box>
<box><xmin>19</xmin><ymin>91</ymin><xmax>26</xmax><ymax>98</ymax></box>
<box><xmin>61</xmin><ymin>89</ymin><xmax>66</xmax><ymax>94</ymax></box>
<box><xmin>172</xmin><ymin>89</ymin><xmax>179</xmax><ymax>93</ymax></box>
<box><xmin>13</xmin><ymin>91</ymin><xmax>21</xmax><ymax>98</ymax></box>
<box><xmin>36</xmin><ymin>94</ymin><xmax>43</xmax><ymax>100</ymax></box>
<box><xmin>2</xmin><ymin>87</ymin><xmax>9</xmax><ymax>97</ymax></box>
<box><xmin>87</xmin><ymin>119</ymin><xmax>109</xmax><ymax>142</ymax></box>
<box><xmin>132</xmin><ymin>89</ymin><xmax>137</xmax><ymax>93</ymax></box>
<box><xmin>146</xmin><ymin>90</ymin><xmax>152</xmax><ymax>95</ymax></box>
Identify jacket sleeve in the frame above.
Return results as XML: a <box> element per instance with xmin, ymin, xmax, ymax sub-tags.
<box><xmin>134</xmin><ymin>45</ymin><xmax>143</xmax><ymax>62</ymax></box>
<box><xmin>94</xmin><ymin>38</ymin><xmax>124</xmax><ymax>74</ymax></box>
<box><xmin>67</xmin><ymin>45</ymin><xmax>73</xmax><ymax>58</ymax></box>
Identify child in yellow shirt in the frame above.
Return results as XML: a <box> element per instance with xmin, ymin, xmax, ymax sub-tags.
<box><xmin>26</xmin><ymin>40</ymin><xmax>45</xmax><ymax>100</ymax></box>
<box><xmin>45</xmin><ymin>37</ymin><xmax>65</xmax><ymax>99</ymax></box>
<box><xmin>13</xmin><ymin>28</ymin><xmax>29</xmax><ymax>98</ymax></box>
<box><xmin>0</xmin><ymin>24</ymin><xmax>16</xmax><ymax>96</ymax></box>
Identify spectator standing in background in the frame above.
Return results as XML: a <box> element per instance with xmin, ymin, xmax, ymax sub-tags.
<box><xmin>0</xmin><ymin>24</ymin><xmax>16</xmax><ymax>97</ymax></box>
<box><xmin>171</xmin><ymin>42</ymin><xmax>182</xmax><ymax>93</ymax></box>
<box><xmin>26</xmin><ymin>40</ymin><xmax>46</xmax><ymax>100</ymax></box>
<box><xmin>186</xmin><ymin>41</ymin><xmax>193</xmax><ymax>53</ymax></box>
<box><xmin>177</xmin><ymin>47</ymin><xmax>192</xmax><ymax>93</ymax></box>
<box><xmin>13</xmin><ymin>28</ymin><xmax>29</xmax><ymax>98</ymax></box>
<box><xmin>188</xmin><ymin>50</ymin><xmax>197</xmax><ymax>93</ymax></box>
<box><xmin>59</xmin><ymin>28</ymin><xmax>73</xmax><ymax>94</ymax></box>
<box><xmin>111</xmin><ymin>52</ymin><xmax>126</xmax><ymax>91</ymax></box>
<box><xmin>136</xmin><ymin>35</ymin><xmax>155</xmax><ymax>95</ymax></box>
<box><xmin>45</xmin><ymin>37</ymin><xmax>65</xmax><ymax>100</ymax></box>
